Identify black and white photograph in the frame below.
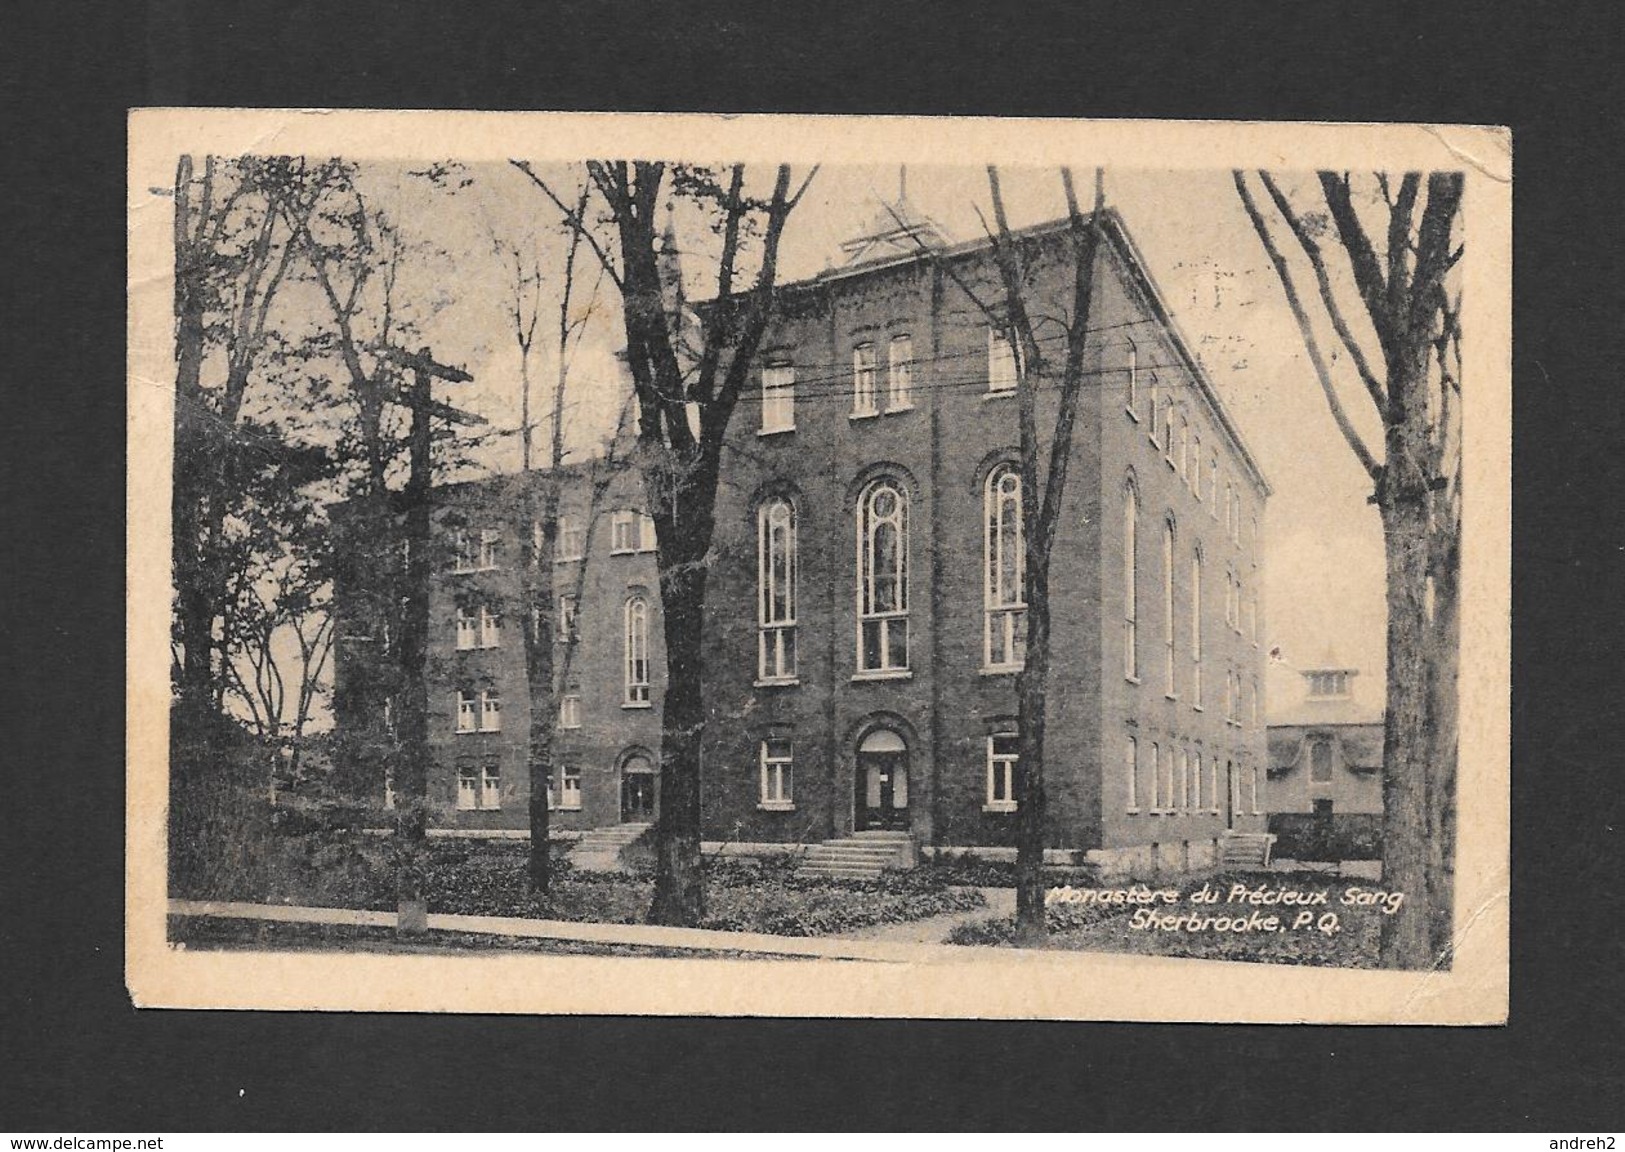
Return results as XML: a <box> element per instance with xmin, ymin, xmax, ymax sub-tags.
<box><xmin>126</xmin><ymin>111</ymin><xmax>1509</xmax><ymax>1021</ymax></box>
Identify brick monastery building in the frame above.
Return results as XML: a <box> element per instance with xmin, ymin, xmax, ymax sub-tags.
<box><xmin>333</xmin><ymin>195</ymin><xmax>1272</xmax><ymax>875</ymax></box>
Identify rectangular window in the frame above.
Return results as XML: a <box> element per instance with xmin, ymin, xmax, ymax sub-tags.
<box><xmin>457</xmin><ymin>765</ymin><xmax>479</xmax><ymax>810</ymax></box>
<box><xmin>478</xmin><ymin>529</ymin><xmax>500</xmax><ymax>570</ymax></box>
<box><xmin>452</xmin><ymin>530</ymin><xmax>476</xmax><ymax>574</ymax></box>
<box><xmin>1178</xmin><ymin>748</ymin><xmax>1190</xmax><ymax>812</ymax></box>
<box><xmin>481</xmin><ymin>764</ymin><xmax>501</xmax><ymax>810</ymax></box>
<box><xmin>456</xmin><ymin>607</ymin><xmax>479</xmax><ymax>650</ymax></box>
<box><xmin>1251</xmin><ymin>763</ymin><xmax>1263</xmax><ymax>815</ymax></box>
<box><xmin>759</xmin><ymin>738</ymin><xmax>794</xmax><ymax>809</ymax></box>
<box><xmin>611</xmin><ymin>510</ymin><xmax>637</xmax><ymax>554</ymax></box>
<box><xmin>1149</xmin><ymin>742</ymin><xmax>1162</xmax><ymax>812</ymax></box>
<box><xmin>987</xmin><ymin>328</ymin><xmax>1019</xmax><ymax>393</ymax></box>
<box><xmin>761</xmin><ymin>363</ymin><xmax>795</xmax><ymax>433</ymax></box>
<box><xmin>1125</xmin><ymin>736</ymin><xmax>1139</xmax><ymax>813</ymax></box>
<box><xmin>479</xmin><ymin>606</ymin><xmax>501</xmax><ymax>649</ymax></box>
<box><xmin>1210</xmin><ymin>757</ymin><xmax>1221</xmax><ymax>814</ymax></box>
<box><xmin>556</xmin><ymin>594</ymin><xmax>579</xmax><ymax>645</ymax></box>
<box><xmin>1191</xmin><ymin>551</ymin><xmax>1204</xmax><ymax>708</ymax></box>
<box><xmin>852</xmin><ymin>343</ymin><xmax>878</xmax><ymax>416</ymax></box>
<box><xmin>481</xmin><ymin>690</ymin><xmax>502</xmax><ymax>732</ymax></box>
<box><xmin>559</xmin><ymin>692</ymin><xmax>581</xmax><ymax>729</ymax></box>
<box><xmin>1148</xmin><ymin>379</ymin><xmax>1162</xmax><ymax>445</ymax></box>
<box><xmin>1124</xmin><ymin>340</ymin><xmax>1139</xmax><ymax>418</ymax></box>
<box><xmin>1209</xmin><ymin>457</ymin><xmax>1219</xmax><ymax>517</ymax></box>
<box><xmin>456</xmin><ymin>691</ymin><xmax>477</xmax><ymax>734</ymax></box>
<box><xmin>639</xmin><ymin>512</ymin><xmax>656</xmax><ymax>552</ymax></box>
<box><xmin>556</xmin><ymin>515</ymin><xmax>584</xmax><ymax>562</ymax></box>
<box><xmin>1192</xmin><ymin>433</ymin><xmax>1203</xmax><ymax>498</ymax></box>
<box><xmin>383</xmin><ymin>762</ymin><xmax>396</xmax><ymax>810</ymax></box>
<box><xmin>1192</xmin><ymin>747</ymin><xmax>1204</xmax><ymax>810</ymax></box>
<box><xmin>559</xmin><ymin>763</ymin><xmax>582</xmax><ymax>810</ymax></box>
<box><xmin>888</xmin><ymin>335</ymin><xmax>913</xmax><ymax>409</ymax></box>
<box><xmin>986</xmin><ymin>733</ymin><xmax>1019</xmax><ymax>812</ymax></box>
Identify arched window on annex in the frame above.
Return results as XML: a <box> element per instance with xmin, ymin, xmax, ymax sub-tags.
<box><xmin>850</xmin><ymin>465</ymin><xmax>916</xmax><ymax>679</ymax></box>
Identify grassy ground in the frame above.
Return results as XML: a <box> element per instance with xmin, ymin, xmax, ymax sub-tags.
<box><xmin>170</xmin><ymin>835</ymin><xmax>984</xmax><ymax>940</ymax></box>
<box><xmin>167</xmin><ymin>915</ymin><xmax>833</xmax><ymax>960</ymax></box>
<box><xmin>945</xmin><ymin>870</ymin><xmax>1393</xmax><ymax>968</ymax></box>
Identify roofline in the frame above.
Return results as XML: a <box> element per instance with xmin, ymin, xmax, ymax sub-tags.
<box><xmin>776</xmin><ymin>209</ymin><xmax>1272</xmax><ymax>496</ymax></box>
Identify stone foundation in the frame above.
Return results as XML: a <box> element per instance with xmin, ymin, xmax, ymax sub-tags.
<box><xmin>1087</xmin><ymin>837</ymin><xmax>1225</xmax><ymax>883</ymax></box>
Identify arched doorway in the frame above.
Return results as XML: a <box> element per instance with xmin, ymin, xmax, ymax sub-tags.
<box><xmin>620</xmin><ymin>752</ymin><xmax>657</xmax><ymax>823</ymax></box>
<box><xmin>854</xmin><ymin>728</ymin><xmax>909</xmax><ymax>831</ymax></box>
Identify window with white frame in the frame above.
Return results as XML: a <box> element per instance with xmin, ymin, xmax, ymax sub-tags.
<box><xmin>1231</xmin><ymin>488</ymin><xmax>1242</xmax><ymax>543</ymax></box>
<box><xmin>1251</xmin><ymin>676</ymin><xmax>1260</xmax><ymax>726</ymax></box>
<box><xmin>1162</xmin><ymin>401</ymin><xmax>1175</xmax><ymax>465</ymax></box>
<box><xmin>856</xmin><ymin>479</ymin><xmax>909</xmax><ymax>673</ymax></box>
<box><xmin>1163</xmin><ymin>519</ymin><xmax>1177</xmax><ymax>696</ymax></box>
<box><xmin>1225</xmin><ymin>480</ymin><xmax>1234</xmax><ymax>536</ymax></box>
<box><xmin>452</xmin><ymin>529</ymin><xmax>477</xmax><ymax>574</ymax></box>
<box><xmin>1247</xmin><ymin>592</ymin><xmax>1258</xmax><ymax>645</ymax></box>
<box><xmin>1209</xmin><ymin>456</ymin><xmax>1219</xmax><ymax>516</ymax></box>
<box><xmin>456</xmin><ymin>607</ymin><xmax>479</xmax><ymax>650</ymax></box>
<box><xmin>757</xmin><ymin>498</ymin><xmax>797</xmax><ymax>682</ymax></box>
<box><xmin>481</xmin><ymin>690</ymin><xmax>502</xmax><ymax>732</ymax></box>
<box><xmin>1191</xmin><ymin>547</ymin><xmax>1204</xmax><ymax>707</ymax></box>
<box><xmin>456</xmin><ymin>764</ymin><xmax>479</xmax><ymax>810</ymax></box>
<box><xmin>558</xmin><ymin>762</ymin><xmax>582</xmax><ymax>809</ymax></box>
<box><xmin>759</xmin><ymin>737</ymin><xmax>794</xmax><ymax>809</ymax></box>
<box><xmin>456</xmin><ymin>690</ymin><xmax>478</xmax><ymax>733</ymax></box>
<box><xmin>1192</xmin><ymin>432</ymin><xmax>1203</xmax><ymax>498</ymax></box>
<box><xmin>639</xmin><ymin>512</ymin><xmax>656</xmax><ymax>551</ymax></box>
<box><xmin>1229</xmin><ymin>759</ymin><xmax>1241</xmax><ymax>814</ymax></box>
<box><xmin>1124</xmin><ymin>339</ymin><xmax>1139</xmax><ymax>418</ymax></box>
<box><xmin>1149</xmin><ymin>742</ymin><xmax>1162</xmax><ymax>812</ymax></box>
<box><xmin>556</xmin><ymin>594</ymin><xmax>579</xmax><ymax>645</ymax></box>
<box><xmin>1178</xmin><ymin>416</ymin><xmax>1190</xmax><ymax>483</ymax></box>
<box><xmin>986</xmin><ymin>733</ymin><xmax>1019</xmax><ymax>812</ymax></box>
<box><xmin>888</xmin><ymin>335</ymin><xmax>913</xmax><ymax>408</ymax></box>
<box><xmin>1149</xmin><ymin>378</ymin><xmax>1162</xmax><ymax>445</ymax></box>
<box><xmin>556</xmin><ymin>515</ymin><xmax>584</xmax><ymax>562</ymax></box>
<box><xmin>1125</xmin><ymin>735</ymin><xmax>1139</xmax><ymax>812</ymax></box>
<box><xmin>1251</xmin><ymin>762</ymin><xmax>1263</xmax><ymax>814</ymax></box>
<box><xmin>987</xmin><ymin>327</ymin><xmax>1019</xmax><ymax>393</ymax></box>
<box><xmin>852</xmin><ymin>342</ymin><xmax>878</xmax><ymax>416</ymax></box>
<box><xmin>1124</xmin><ymin>480</ymin><xmax>1139</xmax><ymax>679</ymax></box>
<box><xmin>611</xmin><ymin>510</ymin><xmax>637</xmax><ymax>554</ymax></box>
<box><xmin>1191</xmin><ymin>746</ymin><xmax>1204</xmax><ymax>810</ymax></box>
<box><xmin>478</xmin><ymin>529</ymin><xmax>500</xmax><ymax>570</ymax></box>
<box><xmin>1209</xmin><ymin>756</ymin><xmax>1221</xmax><ymax>813</ymax></box>
<box><xmin>482</xmin><ymin>763</ymin><xmax>501</xmax><ymax>809</ymax></box>
<box><xmin>559</xmin><ymin>691</ymin><xmax>581</xmax><ymax>729</ymax></box>
<box><xmin>479</xmin><ymin>605</ymin><xmax>501</xmax><ymax>649</ymax></box>
<box><xmin>761</xmin><ymin>362</ymin><xmax>795</xmax><ymax>433</ymax></box>
<box><xmin>624</xmin><ymin>595</ymin><xmax>651</xmax><ymax>705</ymax></box>
<box><xmin>984</xmin><ymin>465</ymin><xmax>1026</xmax><ymax>670</ymax></box>
<box><xmin>383</xmin><ymin>761</ymin><xmax>396</xmax><ymax>810</ymax></box>
<box><xmin>1225</xmin><ymin>670</ymin><xmax>1236</xmax><ymax>722</ymax></box>
<box><xmin>1233</xmin><ymin>574</ymin><xmax>1244</xmax><ymax>634</ymax></box>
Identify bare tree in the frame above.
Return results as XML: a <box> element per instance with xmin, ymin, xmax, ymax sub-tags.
<box><xmin>515</xmin><ymin>160</ymin><xmax>815</xmax><ymax>925</ymax></box>
<box><xmin>1233</xmin><ymin>169</ymin><xmax>1463</xmax><ymax>969</ymax></box>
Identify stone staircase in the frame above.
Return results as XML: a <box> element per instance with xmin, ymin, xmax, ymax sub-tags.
<box><xmin>1218</xmin><ymin>831</ymin><xmax>1277</xmax><ymax>870</ymax></box>
<box><xmin>796</xmin><ymin>831</ymin><xmax>915</xmax><ymax>880</ymax></box>
<box><xmin>568</xmin><ymin>823</ymin><xmax>650</xmax><ymax>872</ymax></box>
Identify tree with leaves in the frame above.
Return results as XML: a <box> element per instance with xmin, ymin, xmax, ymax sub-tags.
<box><xmin>1233</xmin><ymin>169</ymin><xmax>1463</xmax><ymax>970</ymax></box>
<box><xmin>515</xmin><ymin>160</ymin><xmax>815</xmax><ymax>925</ymax></box>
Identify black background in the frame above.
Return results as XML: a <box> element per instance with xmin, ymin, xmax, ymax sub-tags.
<box><xmin>4</xmin><ymin>0</ymin><xmax>1621</xmax><ymax>1132</ymax></box>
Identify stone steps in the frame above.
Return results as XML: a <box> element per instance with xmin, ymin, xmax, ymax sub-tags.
<box><xmin>568</xmin><ymin>822</ymin><xmax>651</xmax><ymax>872</ymax></box>
<box><xmin>1218</xmin><ymin>832</ymin><xmax>1276</xmax><ymax>869</ymax></box>
<box><xmin>797</xmin><ymin>833</ymin><xmax>915</xmax><ymax>879</ymax></box>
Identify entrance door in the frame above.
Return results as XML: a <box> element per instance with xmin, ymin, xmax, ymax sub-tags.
<box><xmin>621</xmin><ymin>755</ymin><xmax>656</xmax><ymax>823</ymax></box>
<box><xmin>854</xmin><ymin>729</ymin><xmax>909</xmax><ymax>832</ymax></box>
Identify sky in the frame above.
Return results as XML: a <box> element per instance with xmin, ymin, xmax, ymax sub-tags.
<box><xmin>313</xmin><ymin>160</ymin><xmax>1393</xmax><ymax>723</ymax></box>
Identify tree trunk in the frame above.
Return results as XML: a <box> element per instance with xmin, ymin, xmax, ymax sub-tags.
<box><xmin>1425</xmin><ymin>524</ymin><xmax>1461</xmax><ymax>963</ymax></box>
<box><xmin>648</xmin><ymin>545</ymin><xmax>709</xmax><ymax>926</ymax></box>
<box><xmin>1376</xmin><ymin>476</ymin><xmax>1435</xmax><ymax>969</ymax></box>
<box><xmin>1014</xmin><ymin>572</ymin><xmax>1052</xmax><ymax>945</ymax></box>
<box><xmin>523</xmin><ymin>478</ymin><xmax>558</xmax><ymax>893</ymax></box>
<box><xmin>394</xmin><ymin>367</ymin><xmax>434</xmax><ymax>935</ymax></box>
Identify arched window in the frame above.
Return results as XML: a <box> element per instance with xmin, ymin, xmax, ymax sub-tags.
<box><xmin>857</xmin><ymin>479</ymin><xmax>909</xmax><ymax>673</ymax></box>
<box><xmin>1309</xmin><ymin>738</ymin><xmax>1334</xmax><ymax>785</ymax></box>
<box><xmin>1191</xmin><ymin>546</ymin><xmax>1204</xmax><ymax>708</ymax></box>
<box><xmin>1123</xmin><ymin>480</ymin><xmax>1139</xmax><ymax>680</ymax></box>
<box><xmin>1149</xmin><ymin>741</ymin><xmax>1162</xmax><ymax>811</ymax></box>
<box><xmin>1178</xmin><ymin>415</ymin><xmax>1190</xmax><ymax>482</ymax></box>
<box><xmin>757</xmin><ymin>498</ymin><xmax>797</xmax><ymax>682</ymax></box>
<box><xmin>1162</xmin><ymin>401</ymin><xmax>1175</xmax><ymax>464</ymax></box>
<box><xmin>1192</xmin><ymin>432</ymin><xmax>1203</xmax><ymax>499</ymax></box>
<box><xmin>1163</xmin><ymin>518</ymin><xmax>1177</xmax><ymax>696</ymax></box>
<box><xmin>984</xmin><ymin>464</ymin><xmax>1026</xmax><ymax>670</ymax></box>
<box><xmin>1126</xmin><ymin>735</ymin><xmax>1139</xmax><ymax>813</ymax></box>
<box><xmin>624</xmin><ymin>595</ymin><xmax>650</xmax><ymax>705</ymax></box>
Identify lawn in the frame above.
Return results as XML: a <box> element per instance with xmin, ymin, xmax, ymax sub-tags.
<box><xmin>171</xmin><ymin>834</ymin><xmax>985</xmax><ymax>939</ymax></box>
<box><xmin>945</xmin><ymin>870</ymin><xmax>1392</xmax><ymax>968</ymax></box>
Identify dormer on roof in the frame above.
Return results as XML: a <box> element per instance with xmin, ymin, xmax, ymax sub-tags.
<box><xmin>836</xmin><ymin>170</ymin><xmax>948</xmax><ymax>269</ymax></box>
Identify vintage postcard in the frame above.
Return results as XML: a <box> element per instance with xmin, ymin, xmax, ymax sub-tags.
<box><xmin>127</xmin><ymin>110</ymin><xmax>1510</xmax><ymax>1021</ymax></box>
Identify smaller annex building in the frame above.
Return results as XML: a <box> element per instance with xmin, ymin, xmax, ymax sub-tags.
<box><xmin>1265</xmin><ymin>651</ymin><xmax>1383</xmax><ymax>858</ymax></box>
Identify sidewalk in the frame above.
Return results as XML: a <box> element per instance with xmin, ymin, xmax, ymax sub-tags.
<box><xmin>839</xmin><ymin>887</ymin><xmax>1013</xmax><ymax>944</ymax></box>
<box><xmin>168</xmin><ymin>898</ymin><xmax>1002</xmax><ymax>964</ymax></box>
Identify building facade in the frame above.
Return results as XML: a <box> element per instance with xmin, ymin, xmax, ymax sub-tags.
<box><xmin>1266</xmin><ymin>657</ymin><xmax>1383</xmax><ymax>817</ymax></box>
<box><xmin>332</xmin><ymin>200</ymin><xmax>1273</xmax><ymax>873</ymax></box>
